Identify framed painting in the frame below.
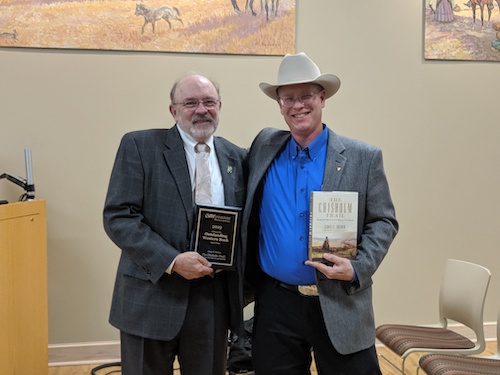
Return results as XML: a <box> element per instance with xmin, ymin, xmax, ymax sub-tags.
<box><xmin>424</xmin><ymin>0</ymin><xmax>500</xmax><ymax>61</ymax></box>
<box><xmin>0</xmin><ymin>0</ymin><xmax>296</xmax><ymax>55</ymax></box>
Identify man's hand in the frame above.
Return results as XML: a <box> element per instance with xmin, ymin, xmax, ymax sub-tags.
<box><xmin>305</xmin><ymin>253</ymin><xmax>354</xmax><ymax>281</ymax></box>
<box><xmin>172</xmin><ymin>252</ymin><xmax>214</xmax><ymax>280</ymax></box>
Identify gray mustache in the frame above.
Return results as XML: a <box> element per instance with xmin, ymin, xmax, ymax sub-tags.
<box><xmin>192</xmin><ymin>115</ymin><xmax>213</xmax><ymax>123</ymax></box>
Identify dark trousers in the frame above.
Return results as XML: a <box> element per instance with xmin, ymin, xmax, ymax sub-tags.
<box><xmin>120</xmin><ymin>274</ymin><xmax>229</xmax><ymax>375</ymax></box>
<box><xmin>252</xmin><ymin>276</ymin><xmax>382</xmax><ymax>375</ymax></box>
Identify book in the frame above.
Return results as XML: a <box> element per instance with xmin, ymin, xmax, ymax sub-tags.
<box><xmin>309</xmin><ymin>191</ymin><xmax>358</xmax><ymax>261</ymax></box>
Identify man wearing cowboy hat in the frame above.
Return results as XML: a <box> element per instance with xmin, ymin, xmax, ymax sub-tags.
<box><xmin>241</xmin><ymin>52</ymin><xmax>398</xmax><ymax>374</ymax></box>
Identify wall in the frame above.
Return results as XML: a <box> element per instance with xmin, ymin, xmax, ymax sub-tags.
<box><xmin>1</xmin><ymin>0</ymin><xmax>499</xmax><ymax>344</ymax></box>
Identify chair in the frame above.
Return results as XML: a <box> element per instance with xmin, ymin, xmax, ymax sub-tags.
<box><xmin>418</xmin><ymin>310</ymin><xmax>500</xmax><ymax>375</ymax></box>
<box><xmin>376</xmin><ymin>259</ymin><xmax>491</xmax><ymax>374</ymax></box>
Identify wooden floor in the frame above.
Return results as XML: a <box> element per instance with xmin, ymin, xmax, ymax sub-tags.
<box><xmin>48</xmin><ymin>342</ymin><xmax>498</xmax><ymax>375</ymax></box>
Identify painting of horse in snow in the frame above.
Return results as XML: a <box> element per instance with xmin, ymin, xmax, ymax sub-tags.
<box><xmin>0</xmin><ymin>0</ymin><xmax>296</xmax><ymax>55</ymax></box>
<box><xmin>424</xmin><ymin>0</ymin><xmax>500</xmax><ymax>61</ymax></box>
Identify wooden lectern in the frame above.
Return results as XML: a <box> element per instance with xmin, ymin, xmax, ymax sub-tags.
<box><xmin>0</xmin><ymin>200</ymin><xmax>48</xmax><ymax>374</ymax></box>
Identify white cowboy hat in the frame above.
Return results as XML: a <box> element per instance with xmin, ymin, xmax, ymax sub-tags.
<box><xmin>259</xmin><ymin>52</ymin><xmax>341</xmax><ymax>100</ymax></box>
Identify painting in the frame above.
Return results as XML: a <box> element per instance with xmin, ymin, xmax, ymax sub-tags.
<box><xmin>424</xmin><ymin>0</ymin><xmax>500</xmax><ymax>61</ymax></box>
<box><xmin>0</xmin><ymin>0</ymin><xmax>296</xmax><ymax>55</ymax></box>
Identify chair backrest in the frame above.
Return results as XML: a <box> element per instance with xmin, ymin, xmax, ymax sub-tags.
<box><xmin>439</xmin><ymin>259</ymin><xmax>491</xmax><ymax>346</ymax></box>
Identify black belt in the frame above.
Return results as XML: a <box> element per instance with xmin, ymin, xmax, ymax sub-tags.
<box><xmin>266</xmin><ymin>275</ymin><xmax>319</xmax><ymax>297</ymax></box>
<box><xmin>277</xmin><ymin>281</ymin><xmax>300</xmax><ymax>293</ymax></box>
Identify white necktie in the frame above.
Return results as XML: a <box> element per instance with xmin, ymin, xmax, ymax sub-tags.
<box><xmin>195</xmin><ymin>143</ymin><xmax>212</xmax><ymax>204</ymax></box>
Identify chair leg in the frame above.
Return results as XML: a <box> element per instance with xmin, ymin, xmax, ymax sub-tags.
<box><xmin>377</xmin><ymin>353</ymin><xmax>406</xmax><ymax>374</ymax></box>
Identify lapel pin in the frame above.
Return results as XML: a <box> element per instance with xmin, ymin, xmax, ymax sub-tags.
<box><xmin>227</xmin><ymin>166</ymin><xmax>233</xmax><ymax>174</ymax></box>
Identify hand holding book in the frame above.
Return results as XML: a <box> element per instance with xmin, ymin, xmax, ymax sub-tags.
<box><xmin>305</xmin><ymin>253</ymin><xmax>355</xmax><ymax>281</ymax></box>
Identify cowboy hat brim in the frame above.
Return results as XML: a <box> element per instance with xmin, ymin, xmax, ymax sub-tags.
<box><xmin>259</xmin><ymin>73</ymin><xmax>341</xmax><ymax>100</ymax></box>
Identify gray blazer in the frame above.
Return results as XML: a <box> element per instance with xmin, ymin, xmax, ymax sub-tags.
<box><xmin>242</xmin><ymin>127</ymin><xmax>398</xmax><ymax>355</ymax></box>
<box><xmin>103</xmin><ymin>126</ymin><xmax>246</xmax><ymax>340</ymax></box>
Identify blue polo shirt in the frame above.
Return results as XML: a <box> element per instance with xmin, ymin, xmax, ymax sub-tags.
<box><xmin>258</xmin><ymin>126</ymin><xmax>328</xmax><ymax>285</ymax></box>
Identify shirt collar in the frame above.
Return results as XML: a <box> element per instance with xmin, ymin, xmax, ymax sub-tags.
<box><xmin>288</xmin><ymin>124</ymin><xmax>328</xmax><ymax>161</ymax></box>
<box><xmin>176</xmin><ymin>124</ymin><xmax>215</xmax><ymax>154</ymax></box>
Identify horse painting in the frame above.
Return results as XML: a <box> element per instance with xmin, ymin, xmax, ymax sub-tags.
<box><xmin>231</xmin><ymin>0</ymin><xmax>279</xmax><ymax>21</ymax></box>
<box><xmin>463</xmin><ymin>0</ymin><xmax>493</xmax><ymax>26</ymax></box>
<box><xmin>135</xmin><ymin>3</ymin><xmax>184</xmax><ymax>34</ymax></box>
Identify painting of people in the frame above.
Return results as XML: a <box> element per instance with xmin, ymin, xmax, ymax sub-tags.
<box><xmin>0</xmin><ymin>0</ymin><xmax>296</xmax><ymax>55</ymax></box>
<box><xmin>425</xmin><ymin>0</ymin><xmax>500</xmax><ymax>61</ymax></box>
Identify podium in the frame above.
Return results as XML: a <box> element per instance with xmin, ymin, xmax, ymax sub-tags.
<box><xmin>0</xmin><ymin>200</ymin><xmax>48</xmax><ymax>374</ymax></box>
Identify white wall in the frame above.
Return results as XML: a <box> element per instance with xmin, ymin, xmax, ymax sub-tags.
<box><xmin>1</xmin><ymin>0</ymin><xmax>499</xmax><ymax>344</ymax></box>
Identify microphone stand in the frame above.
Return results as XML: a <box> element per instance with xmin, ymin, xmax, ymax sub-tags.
<box><xmin>0</xmin><ymin>149</ymin><xmax>36</xmax><ymax>202</ymax></box>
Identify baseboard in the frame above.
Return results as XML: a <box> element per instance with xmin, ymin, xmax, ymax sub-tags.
<box><xmin>48</xmin><ymin>322</ymin><xmax>497</xmax><ymax>366</ymax></box>
<box><xmin>452</xmin><ymin>321</ymin><xmax>497</xmax><ymax>342</ymax></box>
<box><xmin>49</xmin><ymin>341</ymin><xmax>120</xmax><ymax>367</ymax></box>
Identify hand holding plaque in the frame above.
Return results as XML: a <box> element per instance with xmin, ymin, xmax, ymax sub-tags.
<box><xmin>192</xmin><ymin>204</ymin><xmax>241</xmax><ymax>270</ymax></box>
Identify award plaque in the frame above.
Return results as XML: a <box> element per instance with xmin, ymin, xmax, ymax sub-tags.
<box><xmin>192</xmin><ymin>204</ymin><xmax>242</xmax><ymax>270</ymax></box>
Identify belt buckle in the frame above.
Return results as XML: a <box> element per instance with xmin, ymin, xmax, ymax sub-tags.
<box><xmin>297</xmin><ymin>285</ymin><xmax>319</xmax><ymax>297</ymax></box>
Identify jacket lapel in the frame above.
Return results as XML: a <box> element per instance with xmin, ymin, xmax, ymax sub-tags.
<box><xmin>249</xmin><ymin>131</ymin><xmax>291</xmax><ymax>197</ymax></box>
<box><xmin>322</xmin><ymin>129</ymin><xmax>347</xmax><ymax>191</ymax></box>
<box><xmin>214</xmin><ymin>138</ymin><xmax>240</xmax><ymax>207</ymax></box>
<box><xmin>163</xmin><ymin>127</ymin><xmax>194</xmax><ymax>227</ymax></box>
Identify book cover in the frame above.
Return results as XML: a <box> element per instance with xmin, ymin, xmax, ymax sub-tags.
<box><xmin>309</xmin><ymin>191</ymin><xmax>358</xmax><ymax>261</ymax></box>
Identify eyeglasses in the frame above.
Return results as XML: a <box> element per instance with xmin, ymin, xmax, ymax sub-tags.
<box><xmin>278</xmin><ymin>92</ymin><xmax>321</xmax><ymax>108</ymax></box>
<box><xmin>173</xmin><ymin>99</ymin><xmax>219</xmax><ymax>109</ymax></box>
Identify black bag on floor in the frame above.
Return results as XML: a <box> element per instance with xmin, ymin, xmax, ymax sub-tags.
<box><xmin>227</xmin><ymin>317</ymin><xmax>254</xmax><ymax>374</ymax></box>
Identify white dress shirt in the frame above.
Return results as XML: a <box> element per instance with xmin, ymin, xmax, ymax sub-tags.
<box><xmin>176</xmin><ymin>125</ymin><xmax>225</xmax><ymax>206</ymax></box>
<box><xmin>166</xmin><ymin>125</ymin><xmax>225</xmax><ymax>274</ymax></box>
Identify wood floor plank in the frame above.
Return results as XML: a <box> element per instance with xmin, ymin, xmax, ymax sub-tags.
<box><xmin>48</xmin><ymin>342</ymin><xmax>497</xmax><ymax>375</ymax></box>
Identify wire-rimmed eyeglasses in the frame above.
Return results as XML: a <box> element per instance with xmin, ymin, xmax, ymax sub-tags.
<box><xmin>173</xmin><ymin>99</ymin><xmax>220</xmax><ymax>109</ymax></box>
<box><xmin>278</xmin><ymin>91</ymin><xmax>321</xmax><ymax>108</ymax></box>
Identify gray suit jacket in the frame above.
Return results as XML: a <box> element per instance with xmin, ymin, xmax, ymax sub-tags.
<box><xmin>242</xmin><ymin>127</ymin><xmax>398</xmax><ymax>355</ymax></box>
<box><xmin>103</xmin><ymin>126</ymin><xmax>246</xmax><ymax>341</ymax></box>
